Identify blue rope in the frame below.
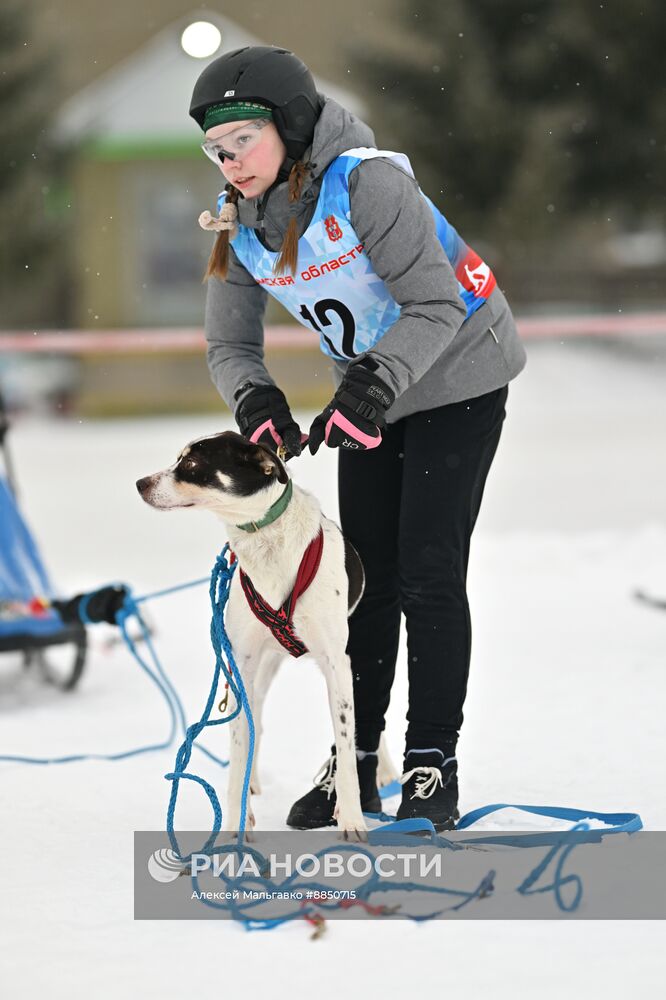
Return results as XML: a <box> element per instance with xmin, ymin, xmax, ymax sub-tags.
<box><xmin>0</xmin><ymin>554</ymin><xmax>645</xmax><ymax>926</ymax></box>
<box><xmin>209</xmin><ymin>547</ymin><xmax>255</xmax><ymax>839</ymax></box>
<box><xmin>189</xmin><ymin>836</ymin><xmax>495</xmax><ymax>929</ymax></box>
<box><xmin>154</xmin><ymin>549</ymin><xmax>644</xmax><ymax>929</ymax></box>
<box><xmin>165</xmin><ymin>545</ymin><xmax>256</xmax><ymax>861</ymax></box>
<box><xmin>515</xmin><ymin>820</ymin><xmax>586</xmax><ymax>912</ymax></box>
<box><xmin>134</xmin><ymin>577</ymin><xmax>210</xmax><ymax>605</ymax></box>
<box><xmin>453</xmin><ymin>802</ymin><xmax>642</xmax><ymax>847</ymax></box>
<box><xmin>181</xmin><ymin>800</ymin><xmax>645</xmax><ymax>929</ymax></box>
<box><xmin>0</xmin><ymin>578</ymin><xmax>227</xmax><ymax>769</ymax></box>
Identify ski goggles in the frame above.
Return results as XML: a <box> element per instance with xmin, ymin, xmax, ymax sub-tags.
<box><xmin>201</xmin><ymin>120</ymin><xmax>271</xmax><ymax>164</ymax></box>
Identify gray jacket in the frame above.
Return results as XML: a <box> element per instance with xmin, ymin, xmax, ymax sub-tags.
<box><xmin>205</xmin><ymin>97</ymin><xmax>526</xmax><ymax>423</ymax></box>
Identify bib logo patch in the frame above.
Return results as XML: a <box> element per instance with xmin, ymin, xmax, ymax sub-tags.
<box><xmin>324</xmin><ymin>214</ymin><xmax>343</xmax><ymax>242</ymax></box>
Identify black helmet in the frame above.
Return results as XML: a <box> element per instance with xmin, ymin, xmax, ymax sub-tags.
<box><xmin>189</xmin><ymin>45</ymin><xmax>323</xmax><ymax>166</ymax></box>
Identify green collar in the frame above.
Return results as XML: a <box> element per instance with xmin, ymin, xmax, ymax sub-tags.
<box><xmin>235</xmin><ymin>479</ymin><xmax>293</xmax><ymax>533</ymax></box>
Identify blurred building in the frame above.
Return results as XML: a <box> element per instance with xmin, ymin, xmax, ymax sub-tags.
<box><xmin>55</xmin><ymin>9</ymin><xmax>366</xmax><ymax>328</ymax></box>
<box><xmin>45</xmin><ymin>0</ymin><xmax>405</xmax><ymax>105</ymax></box>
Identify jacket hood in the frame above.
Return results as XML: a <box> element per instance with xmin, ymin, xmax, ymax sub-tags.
<box><xmin>307</xmin><ymin>96</ymin><xmax>376</xmax><ymax>180</ymax></box>
<box><xmin>231</xmin><ymin>96</ymin><xmax>376</xmax><ymax>242</ymax></box>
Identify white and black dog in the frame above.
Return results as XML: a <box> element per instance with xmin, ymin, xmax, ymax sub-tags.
<box><xmin>136</xmin><ymin>430</ymin><xmax>396</xmax><ymax>840</ymax></box>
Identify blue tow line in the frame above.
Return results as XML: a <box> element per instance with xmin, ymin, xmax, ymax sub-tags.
<box><xmin>165</xmin><ymin>545</ymin><xmax>256</xmax><ymax>858</ymax></box>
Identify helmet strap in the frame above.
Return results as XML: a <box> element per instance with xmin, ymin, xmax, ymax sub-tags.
<box><xmin>277</xmin><ymin>155</ymin><xmax>297</xmax><ymax>184</ymax></box>
<box><xmin>255</xmin><ymin>177</ymin><xmax>282</xmax><ymax>225</ymax></box>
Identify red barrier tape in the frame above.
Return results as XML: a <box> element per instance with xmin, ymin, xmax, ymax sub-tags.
<box><xmin>1</xmin><ymin>312</ymin><xmax>665</xmax><ymax>354</ymax></box>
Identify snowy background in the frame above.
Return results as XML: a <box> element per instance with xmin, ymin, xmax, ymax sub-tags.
<box><xmin>2</xmin><ymin>336</ymin><xmax>665</xmax><ymax>996</ymax></box>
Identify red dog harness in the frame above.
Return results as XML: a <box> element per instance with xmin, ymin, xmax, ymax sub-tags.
<box><xmin>231</xmin><ymin>528</ymin><xmax>324</xmax><ymax>658</ymax></box>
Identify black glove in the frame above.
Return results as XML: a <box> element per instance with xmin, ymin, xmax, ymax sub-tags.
<box><xmin>53</xmin><ymin>585</ymin><xmax>129</xmax><ymax>625</ymax></box>
<box><xmin>308</xmin><ymin>361</ymin><xmax>395</xmax><ymax>455</ymax></box>
<box><xmin>234</xmin><ymin>383</ymin><xmax>304</xmax><ymax>459</ymax></box>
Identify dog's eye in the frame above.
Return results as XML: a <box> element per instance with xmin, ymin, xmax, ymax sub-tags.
<box><xmin>179</xmin><ymin>458</ymin><xmax>198</xmax><ymax>474</ymax></box>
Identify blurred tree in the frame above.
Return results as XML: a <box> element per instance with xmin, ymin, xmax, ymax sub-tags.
<box><xmin>0</xmin><ymin>0</ymin><xmax>73</xmax><ymax>327</ymax></box>
<box><xmin>348</xmin><ymin>0</ymin><xmax>665</xmax><ymax>248</ymax></box>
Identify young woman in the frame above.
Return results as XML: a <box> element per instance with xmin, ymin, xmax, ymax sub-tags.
<box><xmin>190</xmin><ymin>45</ymin><xmax>526</xmax><ymax>830</ymax></box>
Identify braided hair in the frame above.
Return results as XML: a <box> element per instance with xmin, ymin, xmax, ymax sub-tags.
<box><xmin>202</xmin><ymin>185</ymin><xmax>241</xmax><ymax>282</ymax></box>
<box><xmin>203</xmin><ymin>160</ymin><xmax>313</xmax><ymax>282</ymax></box>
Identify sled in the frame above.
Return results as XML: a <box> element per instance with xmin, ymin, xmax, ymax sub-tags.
<box><xmin>0</xmin><ymin>392</ymin><xmax>87</xmax><ymax>690</ymax></box>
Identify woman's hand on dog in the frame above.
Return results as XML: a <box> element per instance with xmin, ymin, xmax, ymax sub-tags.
<box><xmin>235</xmin><ymin>384</ymin><xmax>306</xmax><ymax>460</ymax></box>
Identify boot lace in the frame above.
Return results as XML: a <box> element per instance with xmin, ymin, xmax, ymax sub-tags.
<box><xmin>401</xmin><ymin>765</ymin><xmax>443</xmax><ymax>800</ymax></box>
<box><xmin>313</xmin><ymin>754</ymin><xmax>336</xmax><ymax>798</ymax></box>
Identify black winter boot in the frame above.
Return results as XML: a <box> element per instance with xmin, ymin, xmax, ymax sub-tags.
<box><xmin>286</xmin><ymin>748</ymin><xmax>382</xmax><ymax>829</ymax></box>
<box><xmin>396</xmin><ymin>749</ymin><xmax>460</xmax><ymax>832</ymax></box>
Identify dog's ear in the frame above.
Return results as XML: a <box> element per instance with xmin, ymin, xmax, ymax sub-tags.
<box><xmin>257</xmin><ymin>446</ymin><xmax>289</xmax><ymax>484</ymax></box>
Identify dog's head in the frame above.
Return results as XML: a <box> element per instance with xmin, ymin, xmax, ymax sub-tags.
<box><xmin>136</xmin><ymin>431</ymin><xmax>288</xmax><ymax>517</ymax></box>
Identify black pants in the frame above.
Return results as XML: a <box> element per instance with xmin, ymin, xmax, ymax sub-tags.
<box><xmin>338</xmin><ymin>385</ymin><xmax>508</xmax><ymax>756</ymax></box>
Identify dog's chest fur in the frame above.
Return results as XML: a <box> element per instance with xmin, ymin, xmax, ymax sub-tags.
<box><xmin>225</xmin><ymin>484</ymin><xmax>325</xmax><ymax>609</ymax></box>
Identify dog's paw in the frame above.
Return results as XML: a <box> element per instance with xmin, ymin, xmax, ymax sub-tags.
<box><xmin>377</xmin><ymin>762</ymin><xmax>400</xmax><ymax>789</ymax></box>
<box><xmin>335</xmin><ymin>813</ymin><xmax>368</xmax><ymax>842</ymax></box>
<box><xmin>241</xmin><ymin>811</ymin><xmax>256</xmax><ymax>843</ymax></box>
<box><xmin>337</xmin><ymin>825</ymin><xmax>368</xmax><ymax>843</ymax></box>
<box><xmin>225</xmin><ymin>826</ymin><xmax>256</xmax><ymax>844</ymax></box>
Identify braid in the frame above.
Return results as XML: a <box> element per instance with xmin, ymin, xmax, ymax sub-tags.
<box><xmin>203</xmin><ymin>185</ymin><xmax>241</xmax><ymax>282</ymax></box>
<box><xmin>273</xmin><ymin>161</ymin><xmax>310</xmax><ymax>277</ymax></box>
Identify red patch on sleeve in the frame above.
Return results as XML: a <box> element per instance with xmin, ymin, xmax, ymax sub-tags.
<box><xmin>455</xmin><ymin>249</ymin><xmax>497</xmax><ymax>299</ymax></box>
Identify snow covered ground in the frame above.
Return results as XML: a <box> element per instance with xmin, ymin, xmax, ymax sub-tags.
<box><xmin>2</xmin><ymin>336</ymin><xmax>665</xmax><ymax>996</ymax></box>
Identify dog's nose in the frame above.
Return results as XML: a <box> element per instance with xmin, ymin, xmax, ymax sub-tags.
<box><xmin>136</xmin><ymin>477</ymin><xmax>151</xmax><ymax>494</ymax></box>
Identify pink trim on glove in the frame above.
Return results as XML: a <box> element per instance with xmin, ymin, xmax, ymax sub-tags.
<box><xmin>325</xmin><ymin>410</ymin><xmax>381</xmax><ymax>449</ymax></box>
<box><xmin>250</xmin><ymin>420</ymin><xmax>282</xmax><ymax>447</ymax></box>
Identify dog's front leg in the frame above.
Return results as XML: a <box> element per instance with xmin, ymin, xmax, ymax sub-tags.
<box><xmin>321</xmin><ymin>650</ymin><xmax>367</xmax><ymax>842</ymax></box>
<box><xmin>249</xmin><ymin>653</ymin><xmax>281</xmax><ymax>796</ymax></box>
<box><xmin>224</xmin><ymin>676</ymin><xmax>256</xmax><ymax>839</ymax></box>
